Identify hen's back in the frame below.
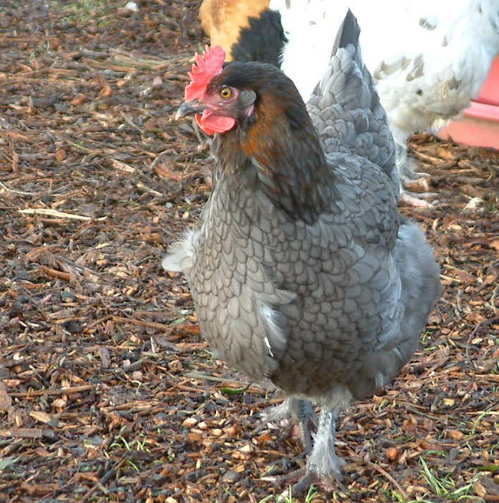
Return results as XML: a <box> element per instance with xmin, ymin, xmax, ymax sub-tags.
<box><xmin>305</xmin><ymin>8</ymin><xmax>397</xmax><ymax>187</ymax></box>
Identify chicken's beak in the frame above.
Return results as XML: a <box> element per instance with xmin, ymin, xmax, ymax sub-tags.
<box><xmin>175</xmin><ymin>100</ymin><xmax>205</xmax><ymax>120</ymax></box>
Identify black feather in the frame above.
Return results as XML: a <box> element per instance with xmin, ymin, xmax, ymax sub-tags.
<box><xmin>331</xmin><ymin>8</ymin><xmax>361</xmax><ymax>57</ymax></box>
<box><xmin>230</xmin><ymin>9</ymin><xmax>287</xmax><ymax>66</ymax></box>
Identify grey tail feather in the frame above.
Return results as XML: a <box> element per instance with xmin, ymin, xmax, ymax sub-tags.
<box><xmin>330</xmin><ymin>9</ymin><xmax>360</xmax><ymax>57</ymax></box>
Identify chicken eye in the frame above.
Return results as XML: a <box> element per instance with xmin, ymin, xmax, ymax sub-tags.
<box><xmin>219</xmin><ymin>87</ymin><xmax>233</xmax><ymax>99</ymax></box>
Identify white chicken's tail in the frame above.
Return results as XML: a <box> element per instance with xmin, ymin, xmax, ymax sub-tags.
<box><xmin>307</xmin><ymin>9</ymin><xmax>398</xmax><ymax>191</ymax></box>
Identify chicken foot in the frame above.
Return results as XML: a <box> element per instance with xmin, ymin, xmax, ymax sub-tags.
<box><xmin>264</xmin><ymin>407</ymin><xmax>345</xmax><ymax>496</ymax></box>
<box><xmin>397</xmin><ymin>147</ymin><xmax>438</xmax><ymax>207</ymax></box>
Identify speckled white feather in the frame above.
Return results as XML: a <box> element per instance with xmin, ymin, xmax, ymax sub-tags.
<box><xmin>271</xmin><ymin>0</ymin><xmax>499</xmax><ymax>140</ymax></box>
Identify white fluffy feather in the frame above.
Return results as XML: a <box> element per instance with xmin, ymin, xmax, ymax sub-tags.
<box><xmin>272</xmin><ymin>0</ymin><xmax>499</xmax><ymax>137</ymax></box>
<box><xmin>161</xmin><ymin>230</ymin><xmax>199</xmax><ymax>273</ymax></box>
<box><xmin>258</xmin><ymin>300</ymin><xmax>289</xmax><ymax>361</ymax></box>
<box><xmin>270</xmin><ymin>0</ymin><xmax>499</xmax><ymax>199</ymax></box>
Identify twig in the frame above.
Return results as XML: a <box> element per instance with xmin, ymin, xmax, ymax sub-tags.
<box><xmin>78</xmin><ymin>48</ymin><xmax>110</xmax><ymax>59</ymax></box>
<box><xmin>0</xmin><ymin>181</ymin><xmax>39</xmax><ymax>196</ymax></box>
<box><xmin>38</xmin><ymin>266</ymin><xmax>72</xmax><ymax>281</ymax></box>
<box><xmin>468</xmin><ymin>317</ymin><xmax>498</xmax><ymax>340</ymax></box>
<box><xmin>19</xmin><ymin>208</ymin><xmax>107</xmax><ymax>221</ymax></box>
<box><xmin>109</xmin><ymin>52</ymin><xmax>171</xmax><ymax>70</ymax></box>
<box><xmin>9</xmin><ymin>385</ymin><xmax>95</xmax><ymax>398</ymax></box>
<box><xmin>122</xmin><ymin>358</ymin><xmax>151</xmax><ymax>373</ymax></box>
<box><xmin>465</xmin><ymin>317</ymin><xmax>499</xmax><ymax>369</ymax></box>
<box><xmin>0</xmin><ymin>428</ymin><xmax>54</xmax><ymax>439</ymax></box>
<box><xmin>136</xmin><ymin>181</ymin><xmax>163</xmax><ymax>196</ymax></box>
<box><xmin>59</xmin><ymin>137</ymin><xmax>97</xmax><ymax>154</ymax></box>
<box><xmin>119</xmin><ymin>112</ymin><xmax>143</xmax><ymax>133</ymax></box>
<box><xmin>109</xmin><ymin>48</ymin><xmax>186</xmax><ymax>62</ymax></box>
<box><xmin>80</xmin><ymin>457</ymin><xmax>128</xmax><ymax>503</ymax></box>
<box><xmin>84</xmin><ymin>315</ymin><xmax>114</xmax><ymax>331</ymax></box>
<box><xmin>440</xmin><ymin>274</ymin><xmax>462</xmax><ymax>284</ymax></box>
<box><xmin>112</xmin><ymin>315</ymin><xmax>173</xmax><ymax>332</ymax></box>
<box><xmin>0</xmin><ymin>358</ymin><xmax>33</xmax><ymax>368</ymax></box>
<box><xmin>368</xmin><ymin>462</ymin><xmax>408</xmax><ymax>500</ymax></box>
<box><xmin>185</xmin><ymin>372</ymin><xmax>244</xmax><ymax>384</ymax></box>
<box><xmin>184</xmin><ymin>372</ymin><xmax>261</xmax><ymax>393</ymax></box>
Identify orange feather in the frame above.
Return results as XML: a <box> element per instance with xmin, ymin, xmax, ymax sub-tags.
<box><xmin>199</xmin><ymin>0</ymin><xmax>271</xmax><ymax>61</ymax></box>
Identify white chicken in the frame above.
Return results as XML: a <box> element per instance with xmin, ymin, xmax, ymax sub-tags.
<box><xmin>271</xmin><ymin>0</ymin><xmax>499</xmax><ymax>205</ymax></box>
<box><xmin>200</xmin><ymin>0</ymin><xmax>499</xmax><ymax>205</ymax></box>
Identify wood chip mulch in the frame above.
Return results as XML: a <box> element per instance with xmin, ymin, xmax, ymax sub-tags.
<box><xmin>0</xmin><ymin>1</ymin><xmax>497</xmax><ymax>502</ymax></box>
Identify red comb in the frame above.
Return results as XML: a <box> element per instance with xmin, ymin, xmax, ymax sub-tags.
<box><xmin>185</xmin><ymin>46</ymin><xmax>225</xmax><ymax>101</ymax></box>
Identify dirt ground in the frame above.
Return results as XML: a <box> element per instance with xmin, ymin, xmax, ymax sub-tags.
<box><xmin>0</xmin><ymin>1</ymin><xmax>497</xmax><ymax>502</ymax></box>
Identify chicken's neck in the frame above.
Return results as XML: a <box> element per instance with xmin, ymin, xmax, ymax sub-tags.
<box><xmin>212</xmin><ymin>104</ymin><xmax>335</xmax><ymax>225</ymax></box>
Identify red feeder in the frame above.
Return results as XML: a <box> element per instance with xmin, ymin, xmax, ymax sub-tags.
<box><xmin>438</xmin><ymin>57</ymin><xmax>499</xmax><ymax>150</ymax></box>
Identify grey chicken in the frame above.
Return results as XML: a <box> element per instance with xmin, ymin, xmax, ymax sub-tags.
<box><xmin>164</xmin><ymin>10</ymin><xmax>440</xmax><ymax>492</ymax></box>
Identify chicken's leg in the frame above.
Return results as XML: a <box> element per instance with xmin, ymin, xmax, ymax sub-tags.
<box><xmin>291</xmin><ymin>398</ymin><xmax>316</xmax><ymax>454</ymax></box>
<box><xmin>263</xmin><ymin>398</ymin><xmax>316</xmax><ymax>453</ymax></box>
<box><xmin>305</xmin><ymin>408</ymin><xmax>344</xmax><ymax>482</ymax></box>
<box><xmin>267</xmin><ymin>407</ymin><xmax>345</xmax><ymax>496</ymax></box>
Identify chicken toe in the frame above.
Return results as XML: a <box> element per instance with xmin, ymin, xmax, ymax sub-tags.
<box><xmin>400</xmin><ymin>191</ymin><xmax>437</xmax><ymax>208</ymax></box>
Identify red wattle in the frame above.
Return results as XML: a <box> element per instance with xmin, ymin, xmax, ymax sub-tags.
<box><xmin>196</xmin><ymin>113</ymin><xmax>236</xmax><ymax>135</ymax></box>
